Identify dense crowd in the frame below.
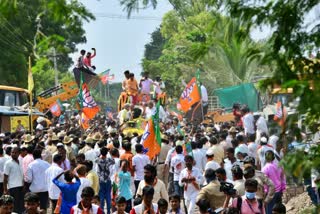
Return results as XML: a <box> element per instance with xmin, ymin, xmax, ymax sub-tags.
<box><xmin>0</xmin><ymin>98</ymin><xmax>302</xmax><ymax>214</ymax></box>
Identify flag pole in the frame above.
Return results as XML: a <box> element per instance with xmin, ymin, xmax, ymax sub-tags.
<box><xmin>196</xmin><ymin>68</ymin><xmax>204</xmax><ymax>122</ymax></box>
<box><xmin>28</xmin><ymin>56</ymin><xmax>33</xmax><ymax>134</ymax></box>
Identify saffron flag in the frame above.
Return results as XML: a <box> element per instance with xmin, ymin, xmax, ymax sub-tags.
<box><xmin>49</xmin><ymin>99</ymin><xmax>63</xmax><ymax>117</ymax></box>
<box><xmin>140</xmin><ymin>101</ymin><xmax>161</xmax><ymax>159</ymax></box>
<box><xmin>274</xmin><ymin>101</ymin><xmax>286</xmax><ymax>126</ymax></box>
<box><xmin>80</xmin><ymin>112</ymin><xmax>90</xmax><ymax>129</ymax></box>
<box><xmin>28</xmin><ymin>57</ymin><xmax>34</xmax><ymax>93</ymax></box>
<box><xmin>79</xmin><ymin>83</ymin><xmax>100</xmax><ymax>119</ymax></box>
<box><xmin>179</xmin><ymin>77</ymin><xmax>201</xmax><ymax>112</ymax></box>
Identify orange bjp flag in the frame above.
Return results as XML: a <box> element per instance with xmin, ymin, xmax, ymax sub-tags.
<box><xmin>179</xmin><ymin>77</ymin><xmax>201</xmax><ymax>112</ymax></box>
<box><xmin>140</xmin><ymin>119</ymin><xmax>161</xmax><ymax>160</ymax></box>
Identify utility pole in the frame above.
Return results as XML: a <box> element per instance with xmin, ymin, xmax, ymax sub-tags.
<box><xmin>52</xmin><ymin>47</ymin><xmax>58</xmax><ymax>86</ymax></box>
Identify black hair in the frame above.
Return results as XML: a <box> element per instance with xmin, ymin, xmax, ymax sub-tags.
<box><xmin>116</xmin><ymin>196</ymin><xmax>126</xmax><ymax>204</ymax></box>
<box><xmin>226</xmin><ymin>147</ymin><xmax>235</xmax><ymax>154</ymax></box>
<box><xmin>144</xmin><ymin>164</ymin><xmax>157</xmax><ymax>177</ymax></box>
<box><xmin>191</xmin><ymin>141</ymin><xmax>197</xmax><ymax>150</ymax></box>
<box><xmin>243</xmin><ymin>166</ymin><xmax>255</xmax><ymax>179</ymax></box>
<box><xmin>24</xmin><ymin>192</ymin><xmax>40</xmax><ymax>203</ymax></box>
<box><xmin>0</xmin><ymin>195</ymin><xmax>14</xmax><ymax>206</ymax></box>
<box><xmin>84</xmin><ymin>160</ymin><xmax>93</xmax><ymax>172</ymax></box>
<box><xmin>184</xmin><ymin>155</ymin><xmax>194</xmax><ymax>162</ymax></box>
<box><xmin>32</xmin><ymin>149</ymin><xmax>42</xmax><ymax>159</ymax></box>
<box><xmin>248</xmin><ymin>134</ymin><xmax>256</xmax><ymax>142</ymax></box>
<box><xmin>231</xmin><ymin>165</ymin><xmax>243</xmax><ymax>180</ymax></box>
<box><xmin>27</xmin><ymin>145</ymin><xmax>34</xmax><ymax>154</ymax></box>
<box><xmin>110</xmin><ymin>148</ymin><xmax>120</xmax><ymax>157</ymax></box>
<box><xmin>175</xmin><ymin>145</ymin><xmax>183</xmax><ymax>154</ymax></box>
<box><xmin>81</xmin><ymin>187</ymin><xmax>95</xmax><ymax>198</ymax></box>
<box><xmin>124</xmin><ymin>70</ymin><xmax>130</xmax><ymax>74</ymax></box>
<box><xmin>80</xmin><ymin>50</ymin><xmax>86</xmax><ymax>55</ymax></box>
<box><xmin>113</xmin><ymin>140</ymin><xmax>120</xmax><ymax>149</ymax></box>
<box><xmin>5</xmin><ymin>147</ymin><xmax>12</xmax><ymax>156</ymax></box>
<box><xmin>215</xmin><ymin>168</ymin><xmax>226</xmax><ymax>176</ymax></box>
<box><xmin>0</xmin><ymin>148</ymin><xmax>3</xmax><ymax>155</ymax></box>
<box><xmin>77</xmin><ymin>153</ymin><xmax>85</xmax><ymax>161</ymax></box>
<box><xmin>244</xmin><ymin>178</ymin><xmax>258</xmax><ymax>189</ymax></box>
<box><xmin>219</xmin><ymin>132</ymin><xmax>228</xmax><ymax>140</ymax></box>
<box><xmin>236</xmin><ymin>135</ymin><xmax>244</xmax><ymax>142</ymax></box>
<box><xmin>196</xmin><ymin>199</ymin><xmax>210</xmax><ymax>213</ymax></box>
<box><xmin>123</xmin><ymin>142</ymin><xmax>132</xmax><ymax>152</ymax></box>
<box><xmin>209</xmin><ymin>136</ymin><xmax>218</xmax><ymax>145</ymax></box>
<box><xmin>272</xmin><ymin>203</ymin><xmax>286</xmax><ymax>213</ymax></box>
<box><xmin>142</xmin><ymin>186</ymin><xmax>154</xmax><ymax>196</ymax></box>
<box><xmin>135</xmin><ymin>144</ymin><xmax>143</xmax><ymax>153</ymax></box>
<box><xmin>133</xmin><ymin>197</ymin><xmax>142</xmax><ymax>206</ymax></box>
<box><xmin>169</xmin><ymin>193</ymin><xmax>181</xmax><ymax>202</ymax></box>
<box><xmin>129</xmin><ymin>73</ymin><xmax>134</xmax><ymax>77</ymax></box>
<box><xmin>157</xmin><ymin>198</ymin><xmax>168</xmax><ymax>208</ymax></box>
<box><xmin>64</xmin><ymin>170</ymin><xmax>74</xmax><ymax>182</ymax></box>
<box><xmin>100</xmin><ymin>147</ymin><xmax>108</xmax><ymax>156</ymax></box>
<box><xmin>53</xmin><ymin>154</ymin><xmax>63</xmax><ymax>164</ymax></box>
<box><xmin>204</xmin><ymin>168</ymin><xmax>216</xmax><ymax>181</ymax></box>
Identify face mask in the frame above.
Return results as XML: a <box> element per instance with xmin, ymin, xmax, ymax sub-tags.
<box><xmin>245</xmin><ymin>191</ymin><xmax>256</xmax><ymax>199</ymax></box>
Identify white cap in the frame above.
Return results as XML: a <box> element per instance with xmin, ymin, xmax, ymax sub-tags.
<box><xmin>206</xmin><ymin>149</ymin><xmax>214</xmax><ymax>156</ymax></box>
<box><xmin>57</xmin><ymin>143</ymin><xmax>64</xmax><ymax>147</ymax></box>
<box><xmin>0</xmin><ymin>133</ymin><xmax>5</xmax><ymax>138</ymax></box>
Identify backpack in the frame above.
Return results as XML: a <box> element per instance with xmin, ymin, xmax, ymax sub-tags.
<box><xmin>236</xmin><ymin>196</ymin><xmax>263</xmax><ymax>214</ymax></box>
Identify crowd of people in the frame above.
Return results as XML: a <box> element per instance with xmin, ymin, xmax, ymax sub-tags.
<box><xmin>0</xmin><ymin>95</ymin><xmax>298</xmax><ymax>214</ymax></box>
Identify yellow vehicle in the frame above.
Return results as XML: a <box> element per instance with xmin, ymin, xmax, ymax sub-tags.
<box><xmin>35</xmin><ymin>81</ymin><xmax>79</xmax><ymax>112</ymax></box>
<box><xmin>0</xmin><ymin>85</ymin><xmax>44</xmax><ymax>132</ymax></box>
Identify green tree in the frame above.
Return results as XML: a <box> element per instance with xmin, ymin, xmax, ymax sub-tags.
<box><xmin>0</xmin><ymin>0</ymin><xmax>94</xmax><ymax>93</ymax></box>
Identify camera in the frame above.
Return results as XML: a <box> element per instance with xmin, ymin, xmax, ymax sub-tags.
<box><xmin>220</xmin><ymin>181</ymin><xmax>237</xmax><ymax>196</ymax></box>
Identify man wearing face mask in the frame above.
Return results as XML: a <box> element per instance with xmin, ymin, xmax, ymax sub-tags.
<box><xmin>136</xmin><ymin>164</ymin><xmax>168</xmax><ymax>204</ymax></box>
<box><xmin>228</xmin><ymin>178</ymin><xmax>265</xmax><ymax>214</ymax></box>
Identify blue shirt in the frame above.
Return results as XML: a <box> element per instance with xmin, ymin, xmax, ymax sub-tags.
<box><xmin>118</xmin><ymin>171</ymin><xmax>132</xmax><ymax>200</ymax></box>
<box><xmin>53</xmin><ymin>177</ymin><xmax>81</xmax><ymax>214</ymax></box>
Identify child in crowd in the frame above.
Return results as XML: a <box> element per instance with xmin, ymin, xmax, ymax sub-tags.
<box><xmin>113</xmin><ymin>196</ymin><xmax>128</xmax><ymax>214</ymax></box>
<box><xmin>168</xmin><ymin>194</ymin><xmax>182</xmax><ymax>214</ymax></box>
<box><xmin>71</xmin><ymin>187</ymin><xmax>103</xmax><ymax>214</ymax></box>
<box><xmin>0</xmin><ymin>195</ymin><xmax>14</xmax><ymax>214</ymax></box>
<box><xmin>92</xmin><ymin>195</ymin><xmax>101</xmax><ymax>206</ymax></box>
<box><xmin>24</xmin><ymin>192</ymin><xmax>42</xmax><ymax>214</ymax></box>
<box><xmin>118</xmin><ymin>159</ymin><xmax>133</xmax><ymax>212</ymax></box>
<box><xmin>157</xmin><ymin>198</ymin><xmax>168</xmax><ymax>214</ymax></box>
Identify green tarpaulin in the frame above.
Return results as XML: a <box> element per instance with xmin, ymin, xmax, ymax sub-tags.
<box><xmin>213</xmin><ymin>83</ymin><xmax>262</xmax><ymax>112</ymax></box>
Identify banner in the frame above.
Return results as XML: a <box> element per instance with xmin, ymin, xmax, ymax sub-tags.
<box><xmin>179</xmin><ymin>77</ymin><xmax>201</xmax><ymax>112</ymax></box>
<box><xmin>10</xmin><ymin>116</ymin><xmax>29</xmax><ymax>133</ymax></box>
<box><xmin>80</xmin><ymin>83</ymin><xmax>100</xmax><ymax>119</ymax></box>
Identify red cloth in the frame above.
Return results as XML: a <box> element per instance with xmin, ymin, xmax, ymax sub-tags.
<box><xmin>83</xmin><ymin>52</ymin><xmax>96</xmax><ymax>67</ymax></box>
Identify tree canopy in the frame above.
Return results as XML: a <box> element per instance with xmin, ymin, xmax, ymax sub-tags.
<box><xmin>0</xmin><ymin>0</ymin><xmax>94</xmax><ymax>93</ymax></box>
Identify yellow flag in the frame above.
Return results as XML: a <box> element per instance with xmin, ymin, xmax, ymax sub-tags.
<box><xmin>28</xmin><ymin>56</ymin><xmax>34</xmax><ymax>93</ymax></box>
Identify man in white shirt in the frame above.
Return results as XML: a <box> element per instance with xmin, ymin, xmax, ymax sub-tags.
<box><xmin>241</xmin><ymin>106</ymin><xmax>255</xmax><ymax>136</ymax></box>
<box><xmin>132</xmin><ymin>144</ymin><xmax>150</xmax><ymax>196</ymax></box>
<box><xmin>191</xmin><ymin>142</ymin><xmax>206</xmax><ymax>173</ymax></box>
<box><xmin>256</xmin><ymin>113</ymin><xmax>269</xmax><ymax>141</ymax></box>
<box><xmin>25</xmin><ymin>149</ymin><xmax>51</xmax><ymax>212</ymax></box>
<box><xmin>139</xmin><ymin>72</ymin><xmax>154</xmax><ymax>102</ymax></box>
<box><xmin>45</xmin><ymin>154</ymin><xmax>64</xmax><ymax>214</ymax></box>
<box><xmin>144</xmin><ymin>101</ymin><xmax>156</xmax><ymax>119</ymax></box>
<box><xmin>179</xmin><ymin>155</ymin><xmax>203</xmax><ymax>214</ymax></box>
<box><xmin>3</xmin><ymin>147</ymin><xmax>24</xmax><ymax>213</ymax></box>
<box><xmin>171</xmin><ymin>145</ymin><xmax>185</xmax><ymax>195</ymax></box>
<box><xmin>136</xmin><ymin>164</ymin><xmax>168</xmax><ymax>204</ymax></box>
<box><xmin>0</xmin><ymin>148</ymin><xmax>8</xmax><ymax>196</ymax></box>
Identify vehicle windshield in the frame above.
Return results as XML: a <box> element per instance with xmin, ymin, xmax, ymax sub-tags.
<box><xmin>0</xmin><ymin>90</ymin><xmax>29</xmax><ymax>106</ymax></box>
